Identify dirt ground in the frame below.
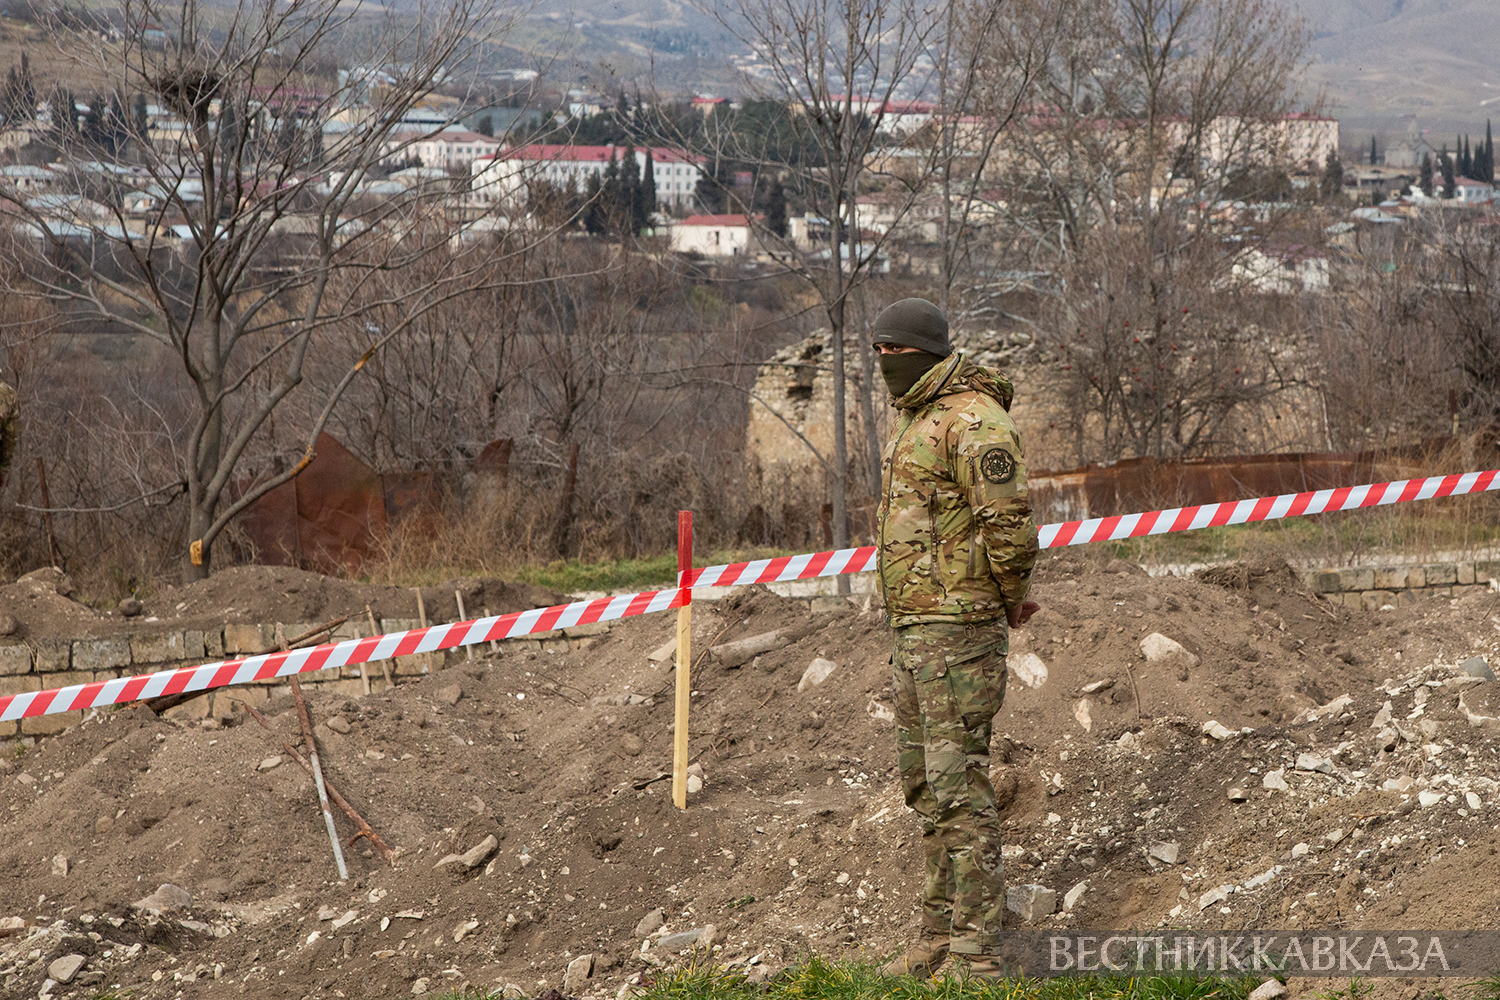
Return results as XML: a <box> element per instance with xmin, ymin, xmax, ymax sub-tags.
<box><xmin>3</xmin><ymin>554</ymin><xmax>1500</xmax><ymax>999</ymax></box>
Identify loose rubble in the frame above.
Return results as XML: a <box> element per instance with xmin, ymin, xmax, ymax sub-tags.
<box><xmin>1</xmin><ymin>555</ymin><xmax>1499</xmax><ymax>998</ymax></box>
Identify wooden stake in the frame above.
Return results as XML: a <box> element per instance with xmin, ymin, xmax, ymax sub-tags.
<box><xmin>366</xmin><ymin>603</ymin><xmax>392</xmax><ymax>691</ymax></box>
<box><xmin>672</xmin><ymin>510</ymin><xmax>693</xmax><ymax>811</ymax></box>
<box><xmin>415</xmin><ymin>588</ymin><xmax>428</xmax><ymax>628</ymax></box>
<box><xmin>455</xmin><ymin>590</ymin><xmax>473</xmax><ymax>661</ymax></box>
<box><xmin>483</xmin><ymin>608</ymin><xmax>500</xmax><ymax>653</ymax></box>
<box><xmin>279</xmin><ymin>623</ymin><xmax>348</xmax><ymax>881</ymax></box>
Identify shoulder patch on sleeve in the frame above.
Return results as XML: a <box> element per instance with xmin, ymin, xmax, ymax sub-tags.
<box><xmin>980</xmin><ymin>447</ymin><xmax>1016</xmax><ymax>485</ymax></box>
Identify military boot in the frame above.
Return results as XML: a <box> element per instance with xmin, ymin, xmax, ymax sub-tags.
<box><xmin>956</xmin><ymin>954</ymin><xmax>1019</xmax><ymax>981</ymax></box>
<box><xmin>880</xmin><ymin>935</ymin><xmax>950</xmax><ymax>977</ymax></box>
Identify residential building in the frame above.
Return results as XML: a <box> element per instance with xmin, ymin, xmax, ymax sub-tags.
<box><xmin>670</xmin><ymin>213</ymin><xmax>752</xmax><ymax>255</ymax></box>
<box><xmin>385</xmin><ymin>130</ymin><xmax>504</xmax><ymax>170</ymax></box>
<box><xmin>691</xmin><ymin>96</ymin><xmax>729</xmax><ymax>117</ymax></box>
<box><xmin>1231</xmin><ymin>244</ymin><xmax>1330</xmax><ymax>294</ymax></box>
<box><xmin>470</xmin><ymin>144</ymin><xmax>704</xmax><ymax>209</ymax></box>
<box><xmin>1453</xmin><ymin>177</ymin><xmax>1495</xmax><ymax>205</ymax></box>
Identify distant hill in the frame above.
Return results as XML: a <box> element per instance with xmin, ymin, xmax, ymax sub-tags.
<box><xmin>1295</xmin><ymin>0</ymin><xmax>1500</xmax><ymax>139</ymax></box>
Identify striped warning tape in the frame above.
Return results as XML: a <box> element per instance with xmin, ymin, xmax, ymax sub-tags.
<box><xmin>0</xmin><ymin>587</ymin><xmax>687</xmax><ymax>724</ymax></box>
<box><xmin>688</xmin><ymin>469</ymin><xmax>1500</xmax><ymax>585</ymax></box>
<box><xmin>4</xmin><ymin>468</ymin><xmax>1496</xmax><ymax>723</ymax></box>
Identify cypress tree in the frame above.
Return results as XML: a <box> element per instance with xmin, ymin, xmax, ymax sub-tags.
<box><xmin>1369</xmin><ymin>134</ymin><xmax>1378</xmax><ymax>165</ymax></box>
<box><xmin>1484</xmin><ymin>120</ymin><xmax>1495</xmax><ymax>184</ymax></box>
<box><xmin>638</xmin><ymin>148</ymin><xmax>656</xmax><ymax>229</ymax></box>
<box><xmin>1320</xmin><ymin>148</ymin><xmax>1344</xmax><ymax>202</ymax></box>
<box><xmin>620</xmin><ymin>141</ymin><xmax>639</xmax><ymax>236</ymax></box>
<box><xmin>1461</xmin><ymin>136</ymin><xmax>1472</xmax><ymax>178</ymax></box>
<box><xmin>1441</xmin><ymin>148</ymin><xmax>1456</xmax><ymax>198</ymax></box>
<box><xmin>601</xmin><ymin>152</ymin><xmax>621</xmax><ymax>234</ymax></box>
<box><xmin>583</xmin><ymin>172</ymin><xmax>605</xmax><ymax>234</ymax></box>
<box><xmin>1419</xmin><ymin>153</ymin><xmax>1433</xmax><ymax>196</ymax></box>
<box><xmin>765</xmin><ymin>177</ymin><xmax>788</xmax><ymax>237</ymax></box>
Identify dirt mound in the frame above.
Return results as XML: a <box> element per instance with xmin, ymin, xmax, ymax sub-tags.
<box><xmin>3</xmin><ymin>559</ymin><xmax>1500</xmax><ymax>998</ymax></box>
<box><xmin>0</xmin><ymin>564</ymin><xmax>565</xmax><ymax>643</ymax></box>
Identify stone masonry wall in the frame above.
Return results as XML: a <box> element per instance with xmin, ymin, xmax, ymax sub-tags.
<box><xmin>0</xmin><ymin>618</ymin><xmax>612</xmax><ymax>739</ymax></box>
<box><xmin>0</xmin><ymin>589</ymin><xmax>861</xmax><ymax>740</ymax></box>
<box><xmin>1305</xmin><ymin>560</ymin><xmax>1500</xmax><ymax>611</ymax></box>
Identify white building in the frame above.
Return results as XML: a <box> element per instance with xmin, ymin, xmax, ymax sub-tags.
<box><xmin>385</xmin><ymin>130</ymin><xmax>504</xmax><ymax>171</ymax></box>
<box><xmin>1231</xmin><ymin>244</ymin><xmax>1330</xmax><ymax>294</ymax></box>
<box><xmin>1202</xmin><ymin>112</ymin><xmax>1340</xmax><ymax>172</ymax></box>
<box><xmin>670</xmin><ymin>213</ymin><xmax>752</xmax><ymax>255</ymax></box>
<box><xmin>471</xmin><ymin>144</ymin><xmax>705</xmax><ymax>209</ymax></box>
<box><xmin>1453</xmin><ymin>177</ymin><xmax>1495</xmax><ymax>205</ymax></box>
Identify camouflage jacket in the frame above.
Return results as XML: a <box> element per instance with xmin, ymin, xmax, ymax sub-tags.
<box><xmin>877</xmin><ymin>352</ymin><xmax>1039</xmax><ymax>628</ymax></box>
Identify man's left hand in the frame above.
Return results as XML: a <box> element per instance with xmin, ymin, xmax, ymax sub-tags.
<box><xmin>1007</xmin><ymin>601</ymin><xmax>1040</xmax><ymax>629</ymax></box>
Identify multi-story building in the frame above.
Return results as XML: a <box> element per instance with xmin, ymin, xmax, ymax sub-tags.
<box><xmin>470</xmin><ymin>144</ymin><xmax>705</xmax><ymax>209</ymax></box>
<box><xmin>384</xmin><ymin>130</ymin><xmax>505</xmax><ymax>171</ymax></box>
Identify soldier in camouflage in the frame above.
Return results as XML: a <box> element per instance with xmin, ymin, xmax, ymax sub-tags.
<box><xmin>872</xmin><ymin>299</ymin><xmax>1039</xmax><ymax>980</ymax></box>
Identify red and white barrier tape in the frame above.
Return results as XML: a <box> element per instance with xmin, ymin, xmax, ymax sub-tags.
<box><xmin>5</xmin><ymin>468</ymin><xmax>1496</xmax><ymax>723</ymax></box>
<box><xmin>688</xmin><ymin>469</ymin><xmax>1500</xmax><ymax>583</ymax></box>
<box><xmin>1</xmin><ymin>587</ymin><xmax>687</xmax><ymax>724</ymax></box>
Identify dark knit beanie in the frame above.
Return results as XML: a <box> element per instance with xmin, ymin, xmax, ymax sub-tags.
<box><xmin>871</xmin><ymin>298</ymin><xmax>951</xmax><ymax>357</ymax></box>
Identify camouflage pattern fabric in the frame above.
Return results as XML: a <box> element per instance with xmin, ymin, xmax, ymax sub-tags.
<box><xmin>892</xmin><ymin>620</ymin><xmax>1009</xmax><ymax>956</ymax></box>
<box><xmin>877</xmin><ymin>352</ymin><xmax>1039</xmax><ymax>628</ymax></box>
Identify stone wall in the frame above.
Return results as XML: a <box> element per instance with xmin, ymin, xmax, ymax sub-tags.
<box><xmin>0</xmin><ymin>589</ymin><xmax>871</xmax><ymax>739</ymax></box>
<box><xmin>1306</xmin><ymin>560</ymin><xmax>1500</xmax><ymax>610</ymax></box>
<box><xmin>0</xmin><ymin>618</ymin><xmax>611</xmax><ymax>738</ymax></box>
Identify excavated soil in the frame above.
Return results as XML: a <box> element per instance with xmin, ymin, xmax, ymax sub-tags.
<box><xmin>3</xmin><ymin>555</ymin><xmax>1500</xmax><ymax>999</ymax></box>
<box><xmin>0</xmin><ymin>565</ymin><xmax>565</xmax><ymax>641</ymax></box>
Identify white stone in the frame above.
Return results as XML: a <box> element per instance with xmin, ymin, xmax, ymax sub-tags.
<box><xmin>50</xmin><ymin>855</ymin><xmax>68</xmax><ymax>877</ymax></box>
<box><xmin>686</xmin><ymin>774</ymin><xmax>703</xmax><ymax>794</ymax></box>
<box><xmin>1141</xmin><ymin>633</ymin><xmax>1196</xmax><ymax>664</ymax></box>
<box><xmin>1418</xmin><ymin>790</ymin><xmax>1444</xmax><ymax>808</ymax></box>
<box><xmin>1371</xmin><ymin>701</ymin><xmax>1394</xmax><ymax>728</ymax></box>
<box><xmin>411</xmin><ymin>977</ymin><xmax>430</xmax><ymax>995</ymax></box>
<box><xmin>1467</xmin><ymin>791</ymin><xmax>1483</xmax><ymax>810</ymax></box>
<box><xmin>1073</xmin><ymin>699</ymin><xmax>1093</xmax><ymax>732</ymax></box>
<box><xmin>1202</xmin><ymin>720</ymin><xmax>1234</xmax><ymax>740</ymax></box>
<box><xmin>564</xmin><ymin>954</ymin><xmax>595</xmax><ymax>993</ymax></box>
<box><xmin>1009</xmin><ymin>653</ymin><xmax>1048</xmax><ymax>689</ymax></box>
<box><xmin>1249</xmin><ymin>980</ymin><xmax>1288</xmax><ymax>1000</ymax></box>
<box><xmin>1006</xmin><ymin>884</ymin><xmax>1057</xmax><ymax>922</ymax></box>
<box><xmin>47</xmin><ymin>954</ymin><xmax>85</xmax><ymax>985</ymax></box>
<box><xmin>1148</xmin><ymin>842</ymin><xmax>1181</xmax><ymax>865</ymax></box>
<box><xmin>1291</xmin><ymin>843</ymin><xmax>1310</xmax><ymax>858</ymax></box>
<box><xmin>257</xmin><ymin>756</ymin><xmax>282</xmax><ymax>771</ymax></box>
<box><xmin>1262</xmin><ymin>769</ymin><xmax>1289</xmax><ymax>792</ymax></box>
<box><xmin>634</xmin><ymin>908</ymin><xmax>665</xmax><ymax>937</ymax></box>
<box><xmin>1197</xmin><ymin>885</ymin><xmax>1232</xmax><ymax>910</ymax></box>
<box><xmin>1295</xmin><ymin>752</ymin><xmax>1334</xmax><ymax>774</ymax></box>
<box><xmin>797</xmin><ymin>658</ymin><xmax>838</xmax><ymax>693</ymax></box>
<box><xmin>1063</xmin><ymin>881</ymin><xmax>1088</xmax><ymax>911</ymax></box>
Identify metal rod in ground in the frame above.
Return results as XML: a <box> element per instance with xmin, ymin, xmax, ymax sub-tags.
<box><xmin>455</xmin><ymin>590</ymin><xmax>473</xmax><ymax>661</ymax></box>
<box><xmin>673</xmin><ymin>510</ymin><xmax>693</xmax><ymax>811</ymax></box>
<box><xmin>236</xmin><ymin>698</ymin><xmax>398</xmax><ymax>865</ymax></box>
<box><xmin>280</xmin><ymin>624</ymin><xmax>348</xmax><ymax>881</ymax></box>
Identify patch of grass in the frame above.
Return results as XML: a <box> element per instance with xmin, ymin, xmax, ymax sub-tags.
<box><xmin>637</xmin><ymin>957</ymin><xmax>1257</xmax><ymax>1000</ymax></box>
<box><xmin>513</xmin><ymin>547</ymin><xmax>798</xmax><ymax>595</ymax></box>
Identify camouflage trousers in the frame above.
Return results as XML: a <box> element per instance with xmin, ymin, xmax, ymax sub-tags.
<box><xmin>891</xmin><ymin>620</ymin><xmax>1008</xmax><ymax>956</ymax></box>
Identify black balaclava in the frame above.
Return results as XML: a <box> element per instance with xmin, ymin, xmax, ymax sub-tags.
<box><xmin>879</xmin><ymin>350</ymin><xmax>945</xmax><ymax>398</ymax></box>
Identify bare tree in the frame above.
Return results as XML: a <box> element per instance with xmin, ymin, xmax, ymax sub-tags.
<box><xmin>699</xmin><ymin>0</ymin><xmax>944</xmax><ymax>565</ymax></box>
<box><xmin>0</xmin><ymin>0</ymin><xmax>525</xmax><ymax>577</ymax></box>
<box><xmin>972</xmin><ymin>0</ymin><xmax>1316</xmax><ymax>463</ymax></box>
